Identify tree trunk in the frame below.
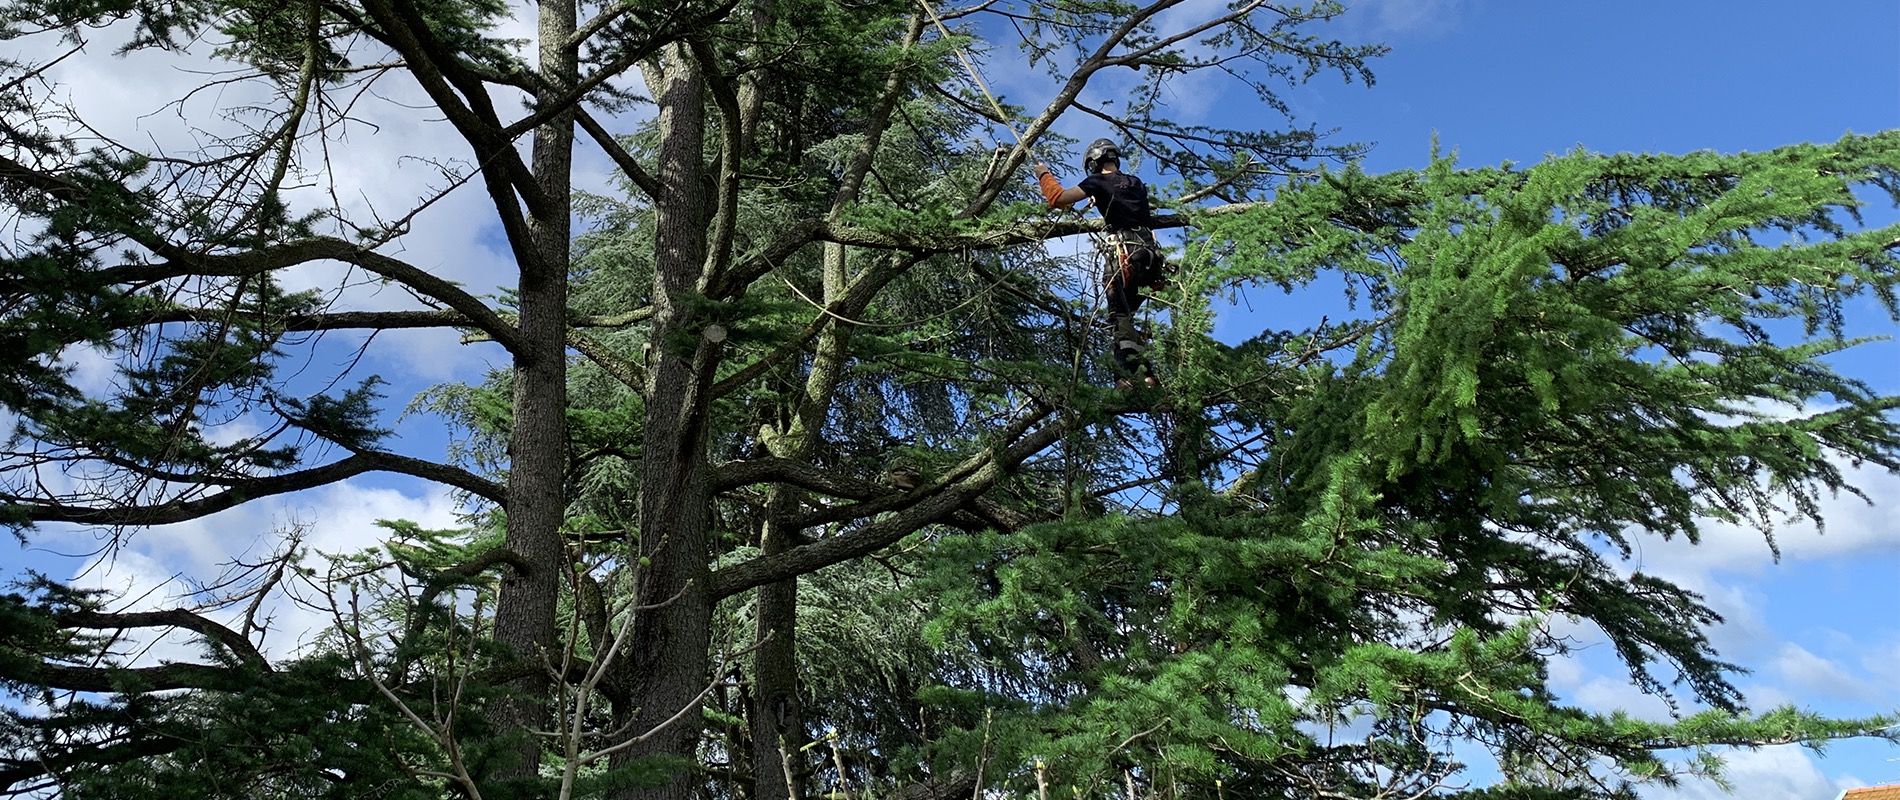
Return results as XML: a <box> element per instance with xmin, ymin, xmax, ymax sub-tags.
<box><xmin>749</xmin><ymin>239</ymin><xmax>852</xmax><ymax>800</ymax></box>
<box><xmin>488</xmin><ymin>0</ymin><xmax>577</xmax><ymax>787</ymax></box>
<box><xmin>749</xmin><ymin>507</ymin><xmax>805</xmax><ymax>800</ymax></box>
<box><xmin>611</xmin><ymin>44</ymin><xmax>718</xmax><ymax>800</ymax></box>
<box><xmin>744</xmin><ymin>30</ymin><xmax>909</xmax><ymax>787</ymax></box>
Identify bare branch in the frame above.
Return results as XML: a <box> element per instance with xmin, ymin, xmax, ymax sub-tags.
<box><xmin>711</xmin><ymin>252</ymin><xmax>926</xmax><ymax>398</ymax></box>
<box><xmin>569</xmin><ymin>329</ymin><xmax>646</xmax><ymax>394</ymax></box>
<box><xmin>352</xmin><ymin>0</ymin><xmax>549</xmax><ymax>263</ymax></box>
<box><xmin>710</xmin><ymin>455</ymin><xmax>1032</xmax><ymax>531</ymax></box>
<box><xmin>815</xmin><ymin>201</ymin><xmax>1264</xmax><ymax>253</ymax></box>
<box><xmin>120</xmin><ymin>307</ymin><xmax>473</xmax><ymax>334</ymax></box>
<box><xmin>0</xmin><ymin>153</ymin><xmax>525</xmax><ymax>353</ymax></box>
<box><xmin>2</xmin><ymin>449</ymin><xmax>503</xmax><ymax>527</ymax></box>
<box><xmin>498</xmin><ymin>0</ymin><xmax>748</xmax><ymax>143</ymax></box>
<box><xmin>0</xmin><ymin>660</ymin><xmax>251</xmax><ymax>694</ymax></box>
<box><xmin>55</xmin><ymin>608</ymin><xmax>270</xmax><ymax>671</ymax></box>
<box><xmin>101</xmin><ymin>237</ymin><xmax>525</xmax><ymax>354</ymax></box>
<box><xmin>577</xmin><ymin>107</ymin><xmax>662</xmax><ymax>198</ymax></box>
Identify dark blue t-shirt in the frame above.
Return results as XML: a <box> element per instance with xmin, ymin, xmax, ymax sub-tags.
<box><xmin>1078</xmin><ymin>172</ymin><xmax>1155</xmax><ymax>232</ymax></box>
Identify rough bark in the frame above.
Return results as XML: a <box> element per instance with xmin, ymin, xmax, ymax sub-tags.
<box><xmin>611</xmin><ymin>44</ymin><xmax>719</xmax><ymax>800</ymax></box>
<box><xmin>487</xmin><ymin>0</ymin><xmax>578</xmax><ymax>786</ymax></box>
<box><xmin>749</xmin><ymin>501</ymin><xmax>806</xmax><ymax>800</ymax></box>
<box><xmin>744</xmin><ymin>25</ymin><xmax>918</xmax><ymax>792</ymax></box>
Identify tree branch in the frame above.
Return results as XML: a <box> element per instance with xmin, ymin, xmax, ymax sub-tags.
<box><xmin>356</xmin><ymin>0</ymin><xmax>550</xmax><ymax>217</ymax></box>
<box><xmin>710</xmin><ymin>456</ymin><xmax>1031</xmax><ymax>531</ymax></box>
<box><xmin>98</xmin><ymin>237</ymin><xmax>524</xmax><ymax>354</ymax></box>
<box><xmin>708</xmin><ymin>406</ymin><xmax>1061</xmax><ymax>599</ymax></box>
<box><xmin>2</xmin><ymin>450</ymin><xmax>503</xmax><ymax>528</ymax></box>
<box><xmin>498</xmin><ymin>0</ymin><xmax>747</xmax><ymax>143</ymax></box>
<box><xmin>0</xmin><ymin>152</ymin><xmax>525</xmax><ymax>352</ymax></box>
<box><xmin>577</xmin><ymin>107</ymin><xmax>663</xmax><ymax>198</ymax></box>
<box><xmin>690</xmin><ymin>34</ymin><xmax>747</xmax><ymax>284</ymax></box>
<box><xmin>710</xmin><ymin>252</ymin><xmax>926</xmax><ymax>398</ymax></box>
<box><xmin>569</xmin><ymin>328</ymin><xmax>647</xmax><ymax>394</ymax></box>
<box><xmin>358</xmin><ymin>449</ymin><xmax>507</xmax><ymax>502</ymax></box>
<box><xmin>957</xmin><ymin>0</ymin><xmax>1196</xmax><ymax>217</ymax></box>
<box><xmin>0</xmin><ymin>736</ymin><xmax>185</xmax><ymax>796</ymax></box>
<box><xmin>55</xmin><ymin>608</ymin><xmax>269</xmax><ymax>671</ymax></box>
<box><xmin>1103</xmin><ymin>0</ymin><xmax>1269</xmax><ymax>68</ymax></box>
<box><xmin>121</xmin><ymin>307</ymin><xmax>472</xmax><ymax>334</ymax></box>
<box><xmin>815</xmin><ymin>201</ymin><xmax>1263</xmax><ymax>253</ymax></box>
<box><xmin>0</xmin><ymin>660</ymin><xmax>252</xmax><ymax>693</ymax></box>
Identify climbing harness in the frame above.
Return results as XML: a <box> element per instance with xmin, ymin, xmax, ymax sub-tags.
<box><xmin>1105</xmin><ymin>230</ymin><xmax>1164</xmax><ymax>290</ymax></box>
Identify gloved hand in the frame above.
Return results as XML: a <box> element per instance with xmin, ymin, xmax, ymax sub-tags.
<box><xmin>1033</xmin><ymin>162</ymin><xmax>1063</xmax><ymax>205</ymax></box>
<box><xmin>1032</xmin><ymin>162</ymin><xmax>1052</xmax><ymax>177</ymax></box>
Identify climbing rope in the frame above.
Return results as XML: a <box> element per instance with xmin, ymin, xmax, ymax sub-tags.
<box><xmin>772</xmin><ymin>252</ymin><xmax>1015</xmax><ymax>329</ymax></box>
<box><xmin>907</xmin><ymin>0</ymin><xmax>1189</xmax><ymax>504</ymax></box>
<box><xmin>769</xmin><ymin>2</ymin><xmax>1067</xmax><ymax>330</ymax></box>
<box><xmin>915</xmin><ymin>0</ymin><xmax>1033</xmax><ymax>154</ymax></box>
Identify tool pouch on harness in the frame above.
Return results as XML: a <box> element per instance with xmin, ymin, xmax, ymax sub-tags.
<box><xmin>1101</xmin><ymin>228</ymin><xmax>1169</xmax><ymax>291</ymax></box>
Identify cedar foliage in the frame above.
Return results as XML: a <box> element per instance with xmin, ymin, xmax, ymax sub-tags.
<box><xmin>0</xmin><ymin>0</ymin><xmax>1897</xmax><ymax>797</ymax></box>
<box><xmin>906</xmin><ymin>136</ymin><xmax>1900</xmax><ymax>797</ymax></box>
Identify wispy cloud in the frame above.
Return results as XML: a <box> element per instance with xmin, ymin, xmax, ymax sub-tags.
<box><xmin>1639</xmin><ymin>745</ymin><xmax>1862</xmax><ymax>800</ymax></box>
<box><xmin>62</xmin><ymin>479</ymin><xmax>463</xmax><ymax>660</ymax></box>
<box><xmin>1772</xmin><ymin>643</ymin><xmax>1883</xmax><ymax>705</ymax></box>
<box><xmin>1341</xmin><ymin>0</ymin><xmax>1468</xmax><ymax>39</ymax></box>
<box><xmin>1679</xmin><ymin>480</ymin><xmax>1893</xmax><ymax>573</ymax></box>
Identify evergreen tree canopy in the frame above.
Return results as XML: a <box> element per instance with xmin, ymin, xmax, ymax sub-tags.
<box><xmin>0</xmin><ymin>0</ymin><xmax>1896</xmax><ymax>798</ymax></box>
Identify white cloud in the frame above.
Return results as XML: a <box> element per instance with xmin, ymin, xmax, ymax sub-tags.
<box><xmin>1772</xmin><ymin>644</ymin><xmax>1880</xmax><ymax>705</ymax></box>
<box><xmin>1569</xmin><ymin>674</ymin><xmax>1675</xmax><ymax>721</ymax></box>
<box><xmin>1671</xmin><ymin>573</ymin><xmax>1773</xmax><ymax>665</ymax></box>
<box><xmin>1733</xmin><ymin>682</ymin><xmax>1796</xmax><ymax>713</ymax></box>
<box><xmin>1341</xmin><ymin>0</ymin><xmax>1467</xmax><ymax>39</ymax></box>
<box><xmin>1629</xmin><ymin>462</ymin><xmax>1900</xmax><ymax>579</ymax></box>
<box><xmin>59</xmin><ymin>479</ymin><xmax>463</xmax><ymax>662</ymax></box>
<box><xmin>1547</xmin><ymin>651</ymin><xmax>1584</xmax><ymax>689</ymax></box>
<box><xmin>55</xmin><ymin>344</ymin><xmax>118</xmax><ymax>397</ymax></box>
<box><xmin>68</xmin><ymin>545</ymin><xmax>203</xmax><ymax>666</ymax></box>
<box><xmin>1856</xmin><ymin>641</ymin><xmax>1900</xmax><ymax>691</ymax></box>
<box><xmin>1640</xmin><ymin>745</ymin><xmax>1860</xmax><ymax>800</ymax></box>
<box><xmin>260</xmin><ymin>482</ymin><xmax>465</xmax><ymax>657</ymax></box>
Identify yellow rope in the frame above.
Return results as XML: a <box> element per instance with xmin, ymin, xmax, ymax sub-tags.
<box><xmin>915</xmin><ymin>0</ymin><xmax>1031</xmax><ymax>152</ymax></box>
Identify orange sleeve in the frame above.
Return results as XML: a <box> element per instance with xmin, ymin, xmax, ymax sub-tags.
<box><xmin>1037</xmin><ymin>172</ymin><xmax>1065</xmax><ymax>207</ymax></box>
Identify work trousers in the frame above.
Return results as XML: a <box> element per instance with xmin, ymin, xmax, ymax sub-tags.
<box><xmin>1100</xmin><ymin>228</ymin><xmax>1163</xmax><ymax>378</ymax></box>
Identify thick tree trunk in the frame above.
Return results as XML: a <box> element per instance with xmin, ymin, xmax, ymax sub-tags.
<box><xmin>488</xmin><ymin>0</ymin><xmax>577</xmax><ymax>788</ymax></box>
<box><xmin>611</xmin><ymin>44</ymin><xmax>718</xmax><ymax>800</ymax></box>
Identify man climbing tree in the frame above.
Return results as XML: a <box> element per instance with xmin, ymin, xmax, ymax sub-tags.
<box><xmin>1036</xmin><ymin>139</ymin><xmax>1167</xmax><ymax>387</ymax></box>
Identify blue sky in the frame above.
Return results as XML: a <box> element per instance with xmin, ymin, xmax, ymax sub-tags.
<box><xmin>3</xmin><ymin>1</ymin><xmax>1897</xmax><ymax>796</ymax></box>
<box><xmin>1320</xmin><ymin>1</ymin><xmax>1898</xmax><ymax>162</ymax></box>
<box><xmin>1258</xmin><ymin>2</ymin><xmax>1900</xmax><ymax>796</ymax></box>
